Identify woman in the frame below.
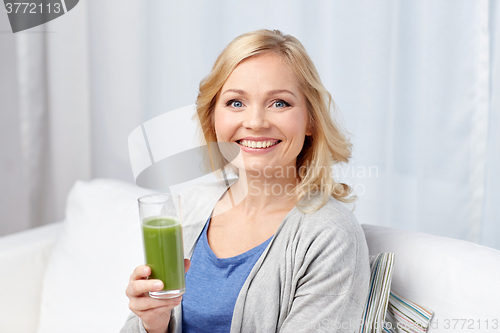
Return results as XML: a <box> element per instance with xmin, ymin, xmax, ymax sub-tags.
<box><xmin>122</xmin><ymin>29</ymin><xmax>370</xmax><ymax>333</ymax></box>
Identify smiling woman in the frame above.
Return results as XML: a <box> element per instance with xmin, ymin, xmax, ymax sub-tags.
<box><xmin>214</xmin><ymin>53</ymin><xmax>311</xmax><ymax>176</ymax></box>
<box><xmin>197</xmin><ymin>30</ymin><xmax>356</xmax><ymax>212</ymax></box>
<box><xmin>121</xmin><ymin>29</ymin><xmax>370</xmax><ymax>333</ymax></box>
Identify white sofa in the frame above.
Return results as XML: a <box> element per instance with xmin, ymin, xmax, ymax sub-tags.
<box><xmin>1</xmin><ymin>179</ymin><xmax>499</xmax><ymax>333</ymax></box>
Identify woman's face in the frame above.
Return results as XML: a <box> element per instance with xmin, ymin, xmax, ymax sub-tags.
<box><xmin>214</xmin><ymin>53</ymin><xmax>312</xmax><ymax>176</ymax></box>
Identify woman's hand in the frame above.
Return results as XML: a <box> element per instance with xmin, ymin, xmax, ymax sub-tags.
<box><xmin>126</xmin><ymin>259</ymin><xmax>191</xmax><ymax>333</ymax></box>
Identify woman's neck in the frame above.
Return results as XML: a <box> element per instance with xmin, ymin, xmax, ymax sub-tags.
<box><xmin>224</xmin><ymin>167</ymin><xmax>300</xmax><ymax>216</ymax></box>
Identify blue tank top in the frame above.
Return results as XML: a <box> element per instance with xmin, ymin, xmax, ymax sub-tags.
<box><xmin>181</xmin><ymin>218</ymin><xmax>272</xmax><ymax>333</ymax></box>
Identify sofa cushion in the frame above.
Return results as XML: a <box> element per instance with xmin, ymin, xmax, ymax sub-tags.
<box><xmin>37</xmin><ymin>179</ymin><xmax>153</xmax><ymax>333</ymax></box>
<box><xmin>0</xmin><ymin>222</ymin><xmax>62</xmax><ymax>333</ymax></box>
<box><xmin>362</xmin><ymin>224</ymin><xmax>500</xmax><ymax>332</ymax></box>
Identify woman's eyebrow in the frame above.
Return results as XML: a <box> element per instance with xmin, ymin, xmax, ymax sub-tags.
<box><xmin>221</xmin><ymin>89</ymin><xmax>297</xmax><ymax>98</ymax></box>
<box><xmin>221</xmin><ymin>89</ymin><xmax>245</xmax><ymax>96</ymax></box>
<box><xmin>267</xmin><ymin>89</ymin><xmax>296</xmax><ymax>97</ymax></box>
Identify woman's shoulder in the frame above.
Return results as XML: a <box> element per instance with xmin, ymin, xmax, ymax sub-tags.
<box><xmin>288</xmin><ymin>196</ymin><xmax>370</xmax><ymax>283</ymax></box>
<box><xmin>303</xmin><ymin>195</ymin><xmax>360</xmax><ymax>229</ymax></box>
<box><xmin>293</xmin><ymin>195</ymin><xmax>366</xmax><ymax>247</ymax></box>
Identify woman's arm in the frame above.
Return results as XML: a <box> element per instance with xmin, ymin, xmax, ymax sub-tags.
<box><xmin>280</xmin><ymin>211</ymin><xmax>370</xmax><ymax>332</ymax></box>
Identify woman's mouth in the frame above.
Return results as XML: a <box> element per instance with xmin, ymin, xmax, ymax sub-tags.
<box><xmin>236</xmin><ymin>139</ymin><xmax>281</xmax><ymax>149</ymax></box>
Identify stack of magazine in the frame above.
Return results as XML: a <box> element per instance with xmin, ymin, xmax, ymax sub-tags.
<box><xmin>359</xmin><ymin>253</ymin><xmax>395</xmax><ymax>333</ymax></box>
<box><xmin>358</xmin><ymin>252</ymin><xmax>434</xmax><ymax>333</ymax></box>
<box><xmin>384</xmin><ymin>292</ymin><xmax>434</xmax><ymax>333</ymax></box>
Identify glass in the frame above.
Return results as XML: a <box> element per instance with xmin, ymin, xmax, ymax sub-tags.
<box><xmin>138</xmin><ymin>193</ymin><xmax>185</xmax><ymax>299</ymax></box>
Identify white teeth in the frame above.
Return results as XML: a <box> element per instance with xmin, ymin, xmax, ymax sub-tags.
<box><xmin>239</xmin><ymin>140</ymin><xmax>279</xmax><ymax>149</ymax></box>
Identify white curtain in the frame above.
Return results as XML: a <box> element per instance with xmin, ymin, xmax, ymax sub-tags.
<box><xmin>0</xmin><ymin>3</ymin><xmax>91</xmax><ymax>234</ymax></box>
<box><xmin>1</xmin><ymin>0</ymin><xmax>498</xmax><ymax>249</ymax></box>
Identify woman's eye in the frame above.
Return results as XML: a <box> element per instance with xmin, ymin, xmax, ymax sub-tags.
<box><xmin>273</xmin><ymin>100</ymin><xmax>290</xmax><ymax>108</ymax></box>
<box><xmin>227</xmin><ymin>100</ymin><xmax>243</xmax><ymax>108</ymax></box>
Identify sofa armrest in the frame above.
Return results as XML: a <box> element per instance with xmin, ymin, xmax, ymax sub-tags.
<box><xmin>0</xmin><ymin>222</ymin><xmax>63</xmax><ymax>333</ymax></box>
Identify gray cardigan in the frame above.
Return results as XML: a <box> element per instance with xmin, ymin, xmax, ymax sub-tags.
<box><xmin>121</xmin><ymin>181</ymin><xmax>370</xmax><ymax>333</ymax></box>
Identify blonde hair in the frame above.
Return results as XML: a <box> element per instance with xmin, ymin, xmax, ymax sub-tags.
<box><xmin>195</xmin><ymin>29</ymin><xmax>355</xmax><ymax>211</ymax></box>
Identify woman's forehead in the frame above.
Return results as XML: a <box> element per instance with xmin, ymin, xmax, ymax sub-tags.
<box><xmin>221</xmin><ymin>53</ymin><xmax>301</xmax><ymax>93</ymax></box>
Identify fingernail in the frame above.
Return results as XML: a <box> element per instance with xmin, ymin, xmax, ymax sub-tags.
<box><xmin>153</xmin><ymin>282</ymin><xmax>163</xmax><ymax>290</ymax></box>
<box><xmin>143</xmin><ymin>267</ymin><xmax>148</xmax><ymax>275</ymax></box>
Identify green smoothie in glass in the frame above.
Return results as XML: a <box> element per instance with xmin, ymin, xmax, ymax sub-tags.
<box><xmin>142</xmin><ymin>215</ymin><xmax>185</xmax><ymax>298</ymax></box>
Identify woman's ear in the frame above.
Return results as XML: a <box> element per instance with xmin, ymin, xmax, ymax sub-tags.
<box><xmin>305</xmin><ymin>119</ymin><xmax>313</xmax><ymax>136</ymax></box>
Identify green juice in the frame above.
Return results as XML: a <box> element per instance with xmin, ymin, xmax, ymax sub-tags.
<box><xmin>142</xmin><ymin>216</ymin><xmax>185</xmax><ymax>292</ymax></box>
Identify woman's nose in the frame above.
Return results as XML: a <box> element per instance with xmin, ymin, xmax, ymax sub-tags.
<box><xmin>242</xmin><ymin>106</ymin><xmax>269</xmax><ymax>130</ymax></box>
